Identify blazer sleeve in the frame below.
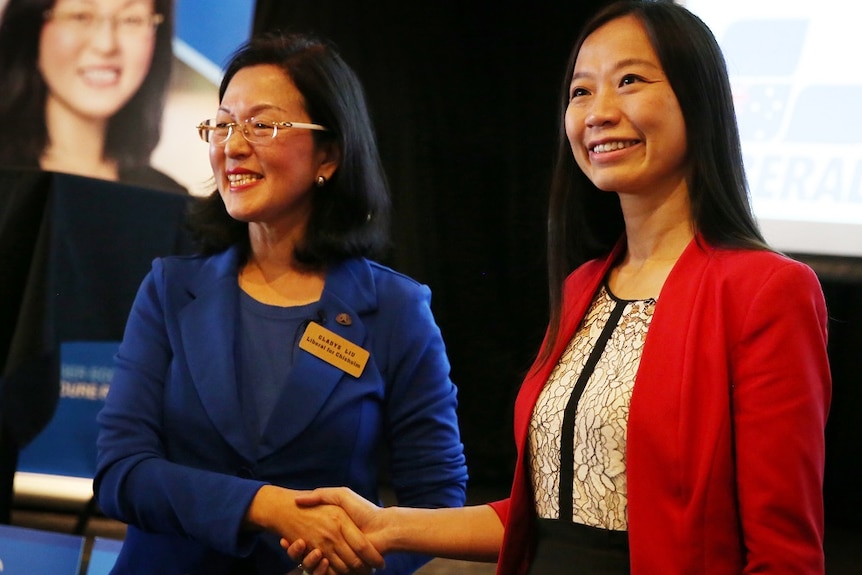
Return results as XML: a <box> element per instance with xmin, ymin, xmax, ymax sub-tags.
<box><xmin>731</xmin><ymin>260</ymin><xmax>830</xmax><ymax>574</ymax></box>
<box><xmin>375</xmin><ymin>280</ymin><xmax>468</xmax><ymax>573</ymax></box>
<box><xmin>94</xmin><ymin>260</ymin><xmax>266</xmax><ymax>556</ymax></box>
<box><xmin>488</xmin><ymin>498</ymin><xmax>510</xmax><ymax>523</ymax></box>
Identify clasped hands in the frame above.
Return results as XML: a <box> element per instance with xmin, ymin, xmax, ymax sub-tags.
<box><xmin>279</xmin><ymin>487</ymin><xmax>390</xmax><ymax>575</ymax></box>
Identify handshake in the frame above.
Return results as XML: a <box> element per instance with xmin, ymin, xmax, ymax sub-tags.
<box><xmin>280</xmin><ymin>487</ymin><xmax>388</xmax><ymax>575</ymax></box>
<box><xmin>256</xmin><ymin>486</ymin><xmax>502</xmax><ymax>575</ymax></box>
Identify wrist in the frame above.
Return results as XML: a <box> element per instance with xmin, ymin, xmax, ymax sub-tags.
<box><xmin>246</xmin><ymin>485</ymin><xmax>295</xmax><ymax>532</ymax></box>
<box><xmin>379</xmin><ymin>506</ymin><xmax>408</xmax><ymax>554</ymax></box>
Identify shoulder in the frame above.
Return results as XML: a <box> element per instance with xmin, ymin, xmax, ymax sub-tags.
<box><xmin>680</xmin><ymin>246</ymin><xmax>826</xmax><ymax>323</ymax></box>
<box><xmin>155</xmin><ymin>251</ymin><xmax>219</xmax><ymax>272</ymax></box>
<box><xmin>367</xmin><ymin>259</ymin><xmax>428</xmax><ymax>293</ymax></box>
<box><xmin>333</xmin><ymin>258</ymin><xmax>432</xmax><ymax>310</ymax></box>
<box><xmin>150</xmin><ymin>248</ymin><xmax>239</xmax><ymax>286</ymax></box>
<box><xmin>369</xmin><ymin>261</ymin><xmax>434</xmax><ymax>316</ymax></box>
<box><xmin>704</xmin><ymin>246</ymin><xmax>820</xmax><ymax>288</ymax></box>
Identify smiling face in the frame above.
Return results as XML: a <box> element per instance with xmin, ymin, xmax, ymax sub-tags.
<box><xmin>565</xmin><ymin>14</ymin><xmax>689</xmax><ymax>198</ymax></box>
<box><xmin>38</xmin><ymin>0</ymin><xmax>158</xmax><ymax>122</ymax></box>
<box><xmin>209</xmin><ymin>64</ymin><xmax>338</xmax><ymax>230</ymax></box>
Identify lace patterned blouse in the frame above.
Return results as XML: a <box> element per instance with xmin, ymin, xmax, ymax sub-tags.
<box><xmin>529</xmin><ymin>283</ymin><xmax>656</xmax><ymax>531</ymax></box>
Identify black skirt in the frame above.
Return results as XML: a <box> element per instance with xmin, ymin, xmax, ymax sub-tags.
<box><xmin>527</xmin><ymin>518</ymin><xmax>630</xmax><ymax>575</ymax></box>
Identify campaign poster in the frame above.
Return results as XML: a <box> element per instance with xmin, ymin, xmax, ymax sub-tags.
<box><xmin>0</xmin><ymin>0</ymin><xmax>255</xmax><ymax>196</ymax></box>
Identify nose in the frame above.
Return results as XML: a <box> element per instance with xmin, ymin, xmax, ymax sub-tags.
<box><xmin>223</xmin><ymin>125</ymin><xmax>252</xmax><ymax>156</ymax></box>
<box><xmin>88</xmin><ymin>15</ymin><xmax>120</xmax><ymax>53</ymax></box>
<box><xmin>584</xmin><ymin>91</ymin><xmax>619</xmax><ymax>128</ymax></box>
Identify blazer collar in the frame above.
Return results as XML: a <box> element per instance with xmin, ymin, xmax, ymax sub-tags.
<box><xmin>178</xmin><ymin>247</ymin><xmax>380</xmax><ymax>459</ymax></box>
<box><xmin>181</xmin><ymin>245</ymin><xmax>379</xmax><ymax>308</ymax></box>
<box><xmin>515</xmin><ymin>235</ymin><xmax>711</xmax><ymax>443</ymax></box>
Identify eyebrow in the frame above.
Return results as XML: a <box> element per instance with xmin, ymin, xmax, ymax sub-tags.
<box><xmin>571</xmin><ymin>57</ymin><xmax>661</xmax><ymax>81</ymax></box>
<box><xmin>62</xmin><ymin>0</ymin><xmax>152</xmax><ymax>8</ymax></box>
<box><xmin>217</xmin><ymin>104</ymin><xmax>286</xmax><ymax>117</ymax></box>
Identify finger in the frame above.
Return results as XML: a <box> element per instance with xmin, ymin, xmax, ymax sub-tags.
<box><xmin>294</xmin><ymin>487</ymin><xmax>341</xmax><ymax>507</ymax></box>
<box><xmin>298</xmin><ymin>548</ymin><xmax>324</xmax><ymax>572</ymax></box>
<box><xmin>312</xmin><ymin>557</ymin><xmax>330</xmax><ymax>575</ymax></box>
<box><xmin>340</xmin><ymin>518</ymin><xmax>385</xmax><ymax>569</ymax></box>
<box><xmin>284</xmin><ymin>538</ymin><xmax>307</xmax><ymax>561</ymax></box>
<box><xmin>323</xmin><ymin>544</ymin><xmax>373</xmax><ymax>575</ymax></box>
<box><xmin>318</xmin><ymin>546</ymin><xmax>351</xmax><ymax>575</ymax></box>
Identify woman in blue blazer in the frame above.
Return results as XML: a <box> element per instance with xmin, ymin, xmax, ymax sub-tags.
<box><xmin>94</xmin><ymin>32</ymin><xmax>467</xmax><ymax>575</ymax></box>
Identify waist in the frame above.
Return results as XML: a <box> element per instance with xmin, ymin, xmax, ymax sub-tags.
<box><xmin>528</xmin><ymin>518</ymin><xmax>630</xmax><ymax>575</ymax></box>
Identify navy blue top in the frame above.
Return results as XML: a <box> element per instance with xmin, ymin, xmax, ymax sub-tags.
<box><xmin>238</xmin><ymin>292</ymin><xmax>317</xmax><ymax>442</ymax></box>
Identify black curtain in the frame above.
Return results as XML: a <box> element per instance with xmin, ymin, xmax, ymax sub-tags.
<box><xmin>807</xmin><ymin>258</ymin><xmax>862</xmax><ymax>531</ymax></box>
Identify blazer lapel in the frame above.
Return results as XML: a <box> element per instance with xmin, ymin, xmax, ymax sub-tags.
<box><xmin>178</xmin><ymin>248</ymin><xmax>254</xmax><ymax>457</ymax></box>
<box><xmin>630</xmin><ymin>236</ymin><xmax>710</xmax><ymax>417</ymax></box>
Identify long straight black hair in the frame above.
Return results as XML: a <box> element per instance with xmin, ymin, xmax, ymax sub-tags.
<box><xmin>542</xmin><ymin>0</ymin><xmax>766</xmax><ymax>360</ymax></box>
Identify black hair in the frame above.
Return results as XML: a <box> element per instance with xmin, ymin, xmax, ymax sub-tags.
<box><xmin>187</xmin><ymin>31</ymin><xmax>391</xmax><ymax>267</ymax></box>
<box><xmin>543</xmin><ymin>0</ymin><xmax>766</xmax><ymax>358</ymax></box>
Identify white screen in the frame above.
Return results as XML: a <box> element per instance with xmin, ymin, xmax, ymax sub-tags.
<box><xmin>683</xmin><ymin>1</ymin><xmax>862</xmax><ymax>256</ymax></box>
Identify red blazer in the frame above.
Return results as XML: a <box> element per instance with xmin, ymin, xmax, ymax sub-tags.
<box><xmin>490</xmin><ymin>239</ymin><xmax>831</xmax><ymax>574</ymax></box>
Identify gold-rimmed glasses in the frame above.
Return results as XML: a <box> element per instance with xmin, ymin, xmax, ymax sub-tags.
<box><xmin>43</xmin><ymin>8</ymin><xmax>164</xmax><ymax>36</ymax></box>
<box><xmin>197</xmin><ymin>117</ymin><xmax>330</xmax><ymax>146</ymax></box>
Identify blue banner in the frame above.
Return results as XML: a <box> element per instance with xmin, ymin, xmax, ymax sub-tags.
<box><xmin>0</xmin><ymin>524</ymin><xmax>83</xmax><ymax>574</ymax></box>
<box><xmin>86</xmin><ymin>537</ymin><xmax>124</xmax><ymax>575</ymax></box>
<box><xmin>174</xmin><ymin>0</ymin><xmax>255</xmax><ymax>83</ymax></box>
<box><xmin>17</xmin><ymin>341</ymin><xmax>120</xmax><ymax>479</ymax></box>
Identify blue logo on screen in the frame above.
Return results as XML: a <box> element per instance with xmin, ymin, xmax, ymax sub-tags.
<box><xmin>724</xmin><ymin>19</ymin><xmax>862</xmax><ymax>145</ymax></box>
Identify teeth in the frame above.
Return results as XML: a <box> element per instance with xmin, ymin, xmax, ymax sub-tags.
<box><xmin>228</xmin><ymin>173</ymin><xmax>262</xmax><ymax>186</ymax></box>
<box><xmin>82</xmin><ymin>69</ymin><xmax>119</xmax><ymax>83</ymax></box>
<box><xmin>592</xmin><ymin>141</ymin><xmax>635</xmax><ymax>153</ymax></box>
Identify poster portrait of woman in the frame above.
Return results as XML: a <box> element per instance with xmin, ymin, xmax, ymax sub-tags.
<box><xmin>0</xmin><ymin>0</ymin><xmax>189</xmax><ymax>193</ymax></box>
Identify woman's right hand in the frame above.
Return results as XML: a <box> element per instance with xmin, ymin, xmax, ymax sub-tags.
<box><xmin>294</xmin><ymin>487</ymin><xmax>390</xmax><ymax>552</ymax></box>
<box><xmin>246</xmin><ymin>485</ymin><xmax>384</xmax><ymax>575</ymax></box>
<box><xmin>286</xmin><ymin>488</ymin><xmax>505</xmax><ymax>567</ymax></box>
<box><xmin>283</xmin><ymin>487</ymin><xmax>390</xmax><ymax>574</ymax></box>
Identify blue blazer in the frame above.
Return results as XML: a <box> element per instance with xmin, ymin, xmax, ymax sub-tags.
<box><xmin>95</xmin><ymin>246</ymin><xmax>467</xmax><ymax>574</ymax></box>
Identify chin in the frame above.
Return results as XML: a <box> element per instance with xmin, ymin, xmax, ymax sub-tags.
<box><xmin>585</xmin><ymin>175</ymin><xmax>621</xmax><ymax>192</ymax></box>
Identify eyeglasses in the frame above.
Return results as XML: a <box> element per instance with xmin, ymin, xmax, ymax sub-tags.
<box><xmin>197</xmin><ymin>118</ymin><xmax>330</xmax><ymax>146</ymax></box>
<box><xmin>43</xmin><ymin>8</ymin><xmax>164</xmax><ymax>36</ymax></box>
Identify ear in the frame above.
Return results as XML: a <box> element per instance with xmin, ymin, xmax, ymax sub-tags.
<box><xmin>316</xmin><ymin>140</ymin><xmax>341</xmax><ymax>182</ymax></box>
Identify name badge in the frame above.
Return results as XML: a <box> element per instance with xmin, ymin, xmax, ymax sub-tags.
<box><xmin>299</xmin><ymin>322</ymin><xmax>369</xmax><ymax>378</ymax></box>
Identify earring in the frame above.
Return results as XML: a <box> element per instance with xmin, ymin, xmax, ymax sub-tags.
<box><xmin>316</xmin><ymin>175</ymin><xmax>326</xmax><ymax>188</ymax></box>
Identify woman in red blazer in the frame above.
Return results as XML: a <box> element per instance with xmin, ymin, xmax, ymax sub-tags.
<box><xmin>287</xmin><ymin>2</ymin><xmax>831</xmax><ymax>574</ymax></box>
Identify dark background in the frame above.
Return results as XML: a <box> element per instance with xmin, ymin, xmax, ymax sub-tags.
<box><xmin>252</xmin><ymin>0</ymin><xmax>861</xmax><ymax>540</ymax></box>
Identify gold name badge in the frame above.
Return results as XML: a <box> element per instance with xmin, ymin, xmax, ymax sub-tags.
<box><xmin>299</xmin><ymin>321</ymin><xmax>369</xmax><ymax>378</ymax></box>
